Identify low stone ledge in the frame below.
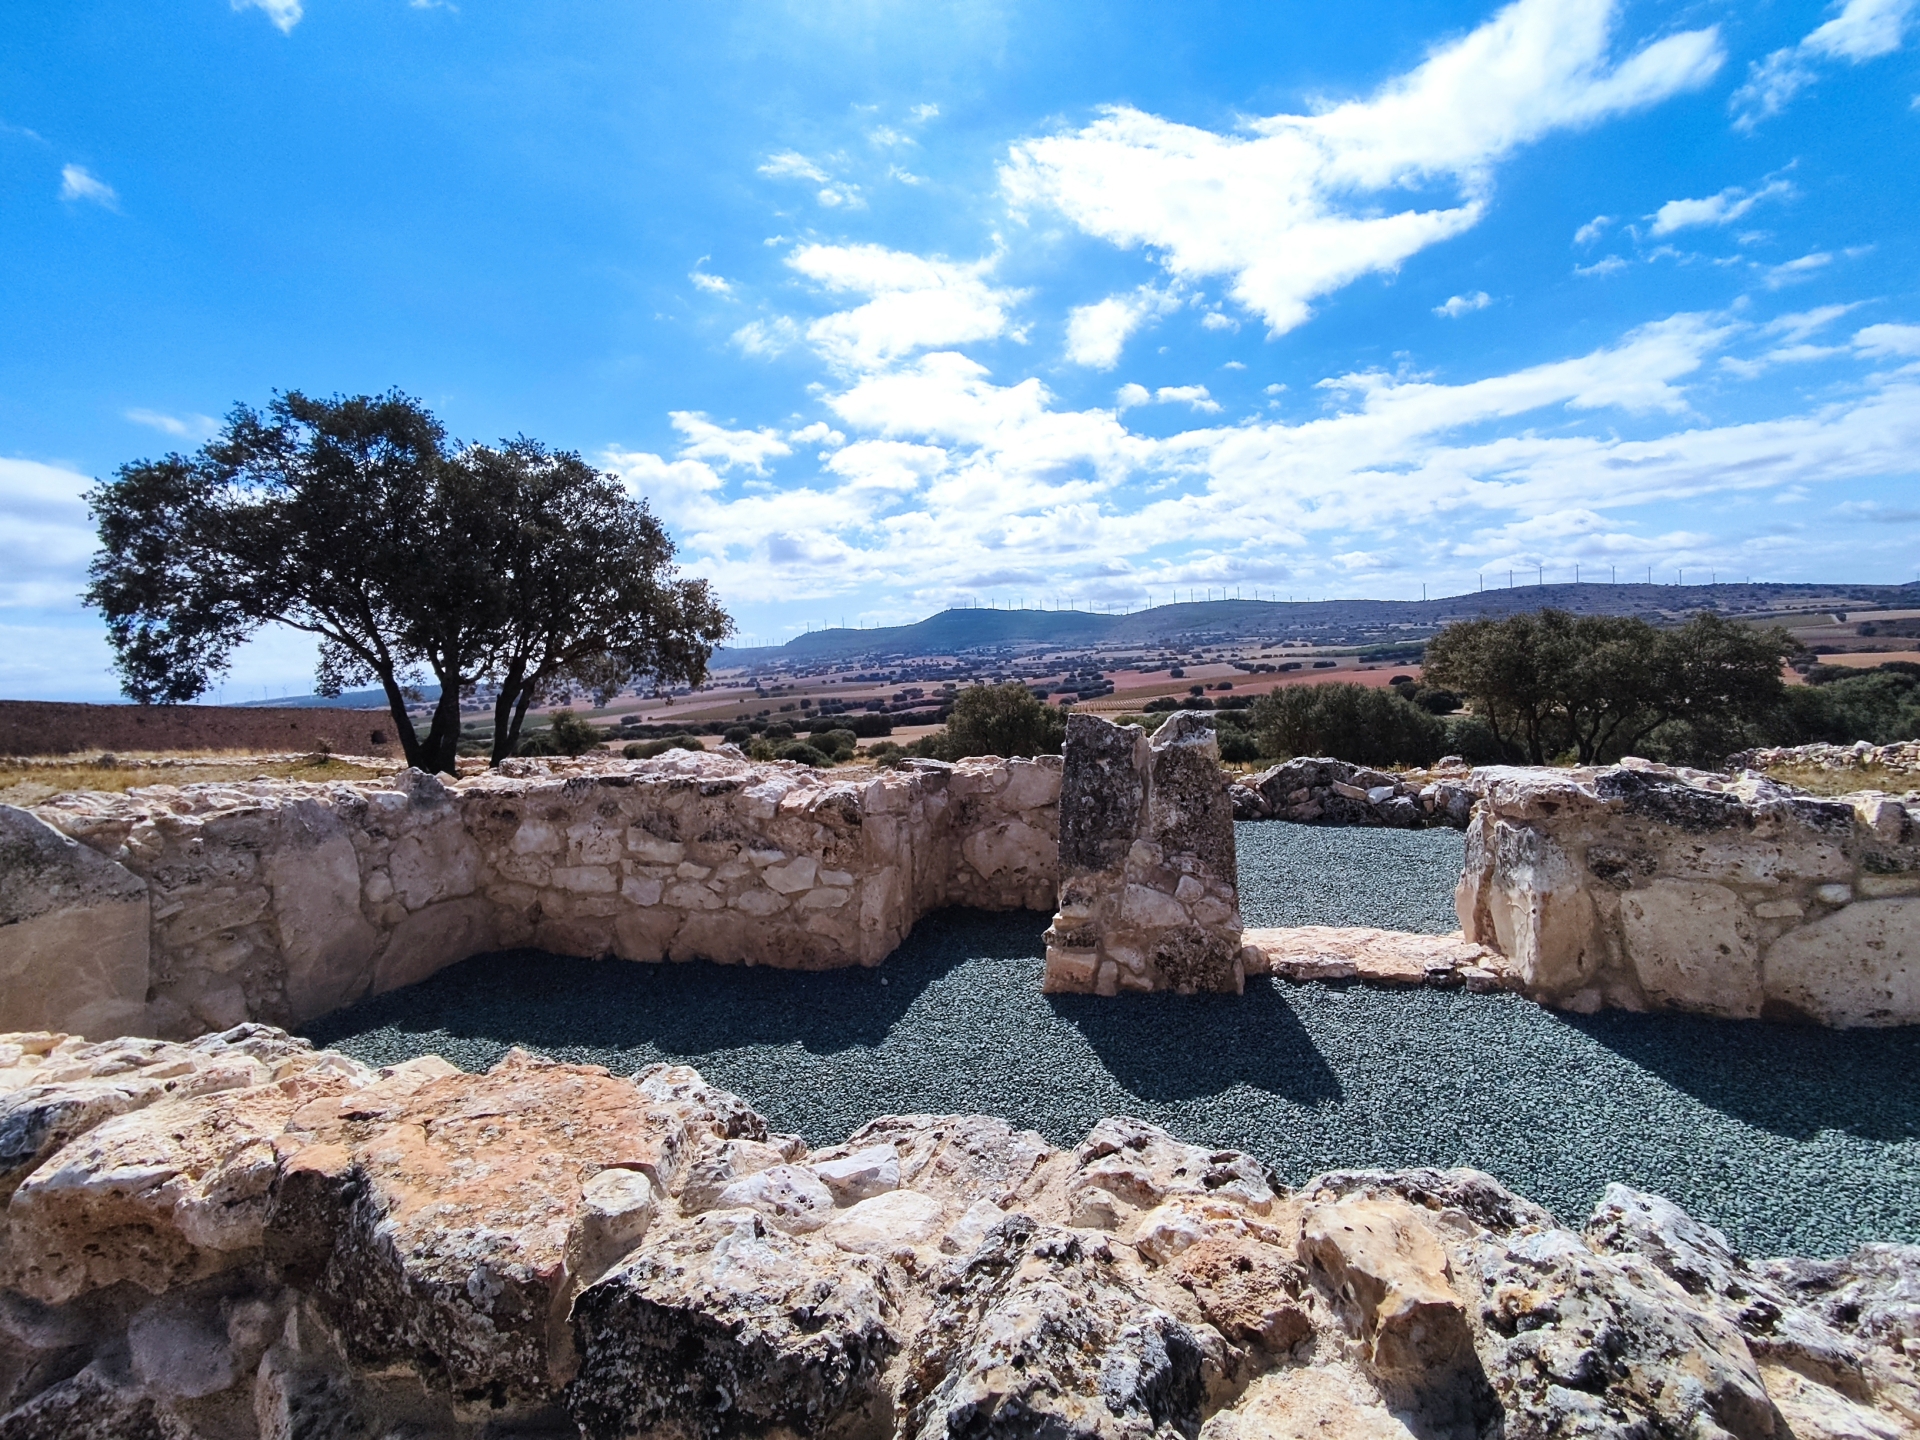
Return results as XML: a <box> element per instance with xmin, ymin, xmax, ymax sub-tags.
<box><xmin>1230</xmin><ymin>756</ymin><xmax>1476</xmax><ymax>829</ymax></box>
<box><xmin>1241</xmin><ymin>926</ymin><xmax>1513</xmax><ymax>992</ymax></box>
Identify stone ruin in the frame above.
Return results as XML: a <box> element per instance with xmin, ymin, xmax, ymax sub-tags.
<box><xmin>0</xmin><ymin>1025</ymin><xmax>1914</xmax><ymax>1438</ymax></box>
<box><xmin>1043</xmin><ymin>713</ymin><xmax>1246</xmax><ymax>997</ymax></box>
<box><xmin>2</xmin><ymin>728</ymin><xmax>1920</xmax><ymax>1434</ymax></box>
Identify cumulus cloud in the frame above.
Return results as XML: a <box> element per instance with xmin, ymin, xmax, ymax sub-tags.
<box><xmin>690</xmin><ymin>270</ymin><xmax>733</xmax><ymax>295</ymax></box>
<box><xmin>1732</xmin><ymin>0</ymin><xmax>1916</xmax><ymax>131</ymax></box>
<box><xmin>1434</xmin><ymin>291</ymin><xmax>1494</xmax><ymax>318</ymax></box>
<box><xmin>1002</xmin><ymin>0</ymin><xmax>1721</xmax><ymax>334</ymax></box>
<box><xmin>231</xmin><ymin>0</ymin><xmax>303</xmax><ymax>32</ymax></box>
<box><xmin>59</xmin><ymin>164</ymin><xmax>116</xmax><ymax>208</ymax></box>
<box><xmin>601</xmin><ymin>307</ymin><xmax>1920</xmax><ymax>608</ymax></box>
<box><xmin>1573</xmin><ymin>214</ymin><xmax>1612</xmax><ymax>245</ymax></box>
<box><xmin>0</xmin><ymin>459</ymin><xmax>100</xmax><ymax>610</ymax></box>
<box><xmin>669</xmin><ymin>412</ymin><xmax>791</xmax><ymax>474</ymax></box>
<box><xmin>787</xmin><ymin>243</ymin><xmax>1024</xmax><ymax>372</ymax></box>
<box><xmin>1648</xmin><ymin>178</ymin><xmax>1792</xmax><ymax>236</ymax></box>
<box><xmin>1064</xmin><ymin>285</ymin><xmax>1180</xmax><ymax>368</ymax></box>
<box><xmin>1155</xmin><ymin>385</ymin><xmax>1222</xmax><ymax>412</ymax></box>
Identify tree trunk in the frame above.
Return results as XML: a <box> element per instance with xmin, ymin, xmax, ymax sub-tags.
<box><xmin>489</xmin><ymin>658</ymin><xmax>530</xmax><ymax>765</ymax></box>
<box><xmin>417</xmin><ymin>668</ymin><xmax>464</xmax><ymax>775</ymax></box>
<box><xmin>373</xmin><ymin>671</ymin><xmax>428</xmax><ymax>770</ymax></box>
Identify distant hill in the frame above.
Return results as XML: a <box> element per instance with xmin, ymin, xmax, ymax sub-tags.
<box><xmin>713</xmin><ymin>581</ymin><xmax>1920</xmax><ymax>671</ymax></box>
<box><xmin>234</xmin><ymin>685</ymin><xmax>438</xmax><ymax>710</ymax></box>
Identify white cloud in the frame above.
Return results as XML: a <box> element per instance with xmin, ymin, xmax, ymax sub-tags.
<box><xmin>1574</xmin><ymin>255</ymin><xmax>1628</xmax><ymax>277</ymax></box>
<box><xmin>58</xmin><ymin>164</ymin><xmax>116</xmax><ymax>208</ymax></box>
<box><xmin>1200</xmin><ymin>311</ymin><xmax>1239</xmax><ymax>331</ymax></box>
<box><xmin>1762</xmin><ymin>303</ymin><xmax>1861</xmax><ymax>341</ymax></box>
<box><xmin>1064</xmin><ymin>285</ymin><xmax>1180</xmax><ymax>368</ymax></box>
<box><xmin>911</xmin><ymin>104</ymin><xmax>940</xmax><ymax>121</ymax></box>
<box><xmin>732</xmin><ymin>316</ymin><xmax>801</xmax><ymax>357</ymax></box>
<box><xmin>758</xmin><ymin>150</ymin><xmax>863</xmax><ymax>208</ymax></box>
<box><xmin>1854</xmin><ymin>322</ymin><xmax>1920</xmax><ymax>357</ymax></box>
<box><xmin>669</xmin><ymin>411</ymin><xmax>791</xmax><ymax>474</ymax></box>
<box><xmin>0</xmin><ymin>459</ymin><xmax>99</xmax><ymax>610</ymax></box>
<box><xmin>1434</xmin><ymin>290</ymin><xmax>1494</xmax><ymax>318</ymax></box>
<box><xmin>1764</xmin><ymin>252</ymin><xmax>1832</xmax><ymax>288</ymax></box>
<box><xmin>869</xmin><ymin>126</ymin><xmax>913</xmax><ymax>148</ymax></box>
<box><xmin>790</xmin><ymin>422</ymin><xmax>847</xmax><ymax>449</ymax></box>
<box><xmin>1156</xmin><ymin>385</ymin><xmax>1222</xmax><ymax>413</ymax></box>
<box><xmin>1573</xmin><ymin>214</ymin><xmax>1612</xmax><ymax>246</ymax></box>
<box><xmin>1649</xmin><ymin>178</ymin><xmax>1792</xmax><ymax>236</ymax></box>
<box><xmin>1115</xmin><ymin>383</ymin><xmax>1151</xmax><ymax>410</ymax></box>
<box><xmin>1002</xmin><ymin>0</ymin><xmax>1722</xmax><ymax>334</ymax></box>
<box><xmin>1732</xmin><ymin>0</ymin><xmax>1916</xmax><ymax>131</ymax></box>
<box><xmin>125</xmin><ymin>408</ymin><xmax>218</xmax><ymax>439</ymax></box>
<box><xmin>788</xmin><ymin>243</ymin><xmax>1024</xmax><ymax>372</ymax></box>
<box><xmin>231</xmin><ymin>0</ymin><xmax>302</xmax><ymax>32</ymax></box>
<box><xmin>690</xmin><ymin>271</ymin><xmax>733</xmax><ymax>295</ymax></box>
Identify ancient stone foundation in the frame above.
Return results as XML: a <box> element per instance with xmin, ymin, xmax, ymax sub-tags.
<box><xmin>0</xmin><ymin>1024</ymin><xmax>1914</xmax><ymax>1439</ymax></box>
<box><xmin>1457</xmin><ymin>760</ymin><xmax>1920</xmax><ymax>1026</ymax></box>
<box><xmin>1044</xmin><ymin>713</ymin><xmax>1245</xmax><ymax>996</ymax></box>
<box><xmin>2</xmin><ymin>750</ymin><xmax>1059</xmax><ymax>1040</ymax></box>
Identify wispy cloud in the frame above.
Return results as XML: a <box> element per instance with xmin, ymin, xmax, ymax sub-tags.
<box><xmin>1574</xmin><ymin>255</ymin><xmax>1628</xmax><ymax>277</ymax></box>
<box><xmin>1003</xmin><ymin>0</ymin><xmax>1722</xmax><ymax>335</ymax></box>
<box><xmin>125</xmin><ymin>408</ymin><xmax>218</xmax><ymax>439</ymax></box>
<box><xmin>58</xmin><ymin>164</ymin><xmax>117</xmax><ymax>208</ymax></box>
<box><xmin>1732</xmin><ymin>0</ymin><xmax>1916</xmax><ymax>131</ymax></box>
<box><xmin>231</xmin><ymin>0</ymin><xmax>303</xmax><ymax>33</ymax></box>
<box><xmin>1648</xmin><ymin>177</ymin><xmax>1793</xmax><ymax>236</ymax></box>
<box><xmin>758</xmin><ymin>150</ymin><xmax>863</xmax><ymax>208</ymax></box>
<box><xmin>690</xmin><ymin>270</ymin><xmax>733</xmax><ymax>296</ymax></box>
<box><xmin>1573</xmin><ymin>214</ymin><xmax>1612</xmax><ymax>246</ymax></box>
<box><xmin>1434</xmin><ymin>290</ymin><xmax>1494</xmax><ymax>318</ymax></box>
<box><xmin>1763</xmin><ymin>252</ymin><xmax>1832</xmax><ymax>288</ymax></box>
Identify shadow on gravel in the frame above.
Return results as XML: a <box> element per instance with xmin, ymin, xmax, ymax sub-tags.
<box><xmin>1565</xmin><ymin>1009</ymin><xmax>1920</xmax><ymax>1143</ymax></box>
<box><xmin>1050</xmin><ymin>986</ymin><xmax>1344</xmax><ymax>1105</ymax></box>
<box><xmin>307</xmin><ymin>906</ymin><xmax>1045</xmax><ymax>1060</ymax></box>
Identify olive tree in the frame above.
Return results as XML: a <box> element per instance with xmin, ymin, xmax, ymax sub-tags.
<box><xmin>85</xmin><ymin>391</ymin><xmax>731</xmax><ymax>774</ymax></box>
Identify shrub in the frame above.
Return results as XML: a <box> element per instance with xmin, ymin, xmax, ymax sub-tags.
<box><xmin>934</xmin><ymin>682</ymin><xmax>1067</xmax><ymax>759</ymax></box>
<box><xmin>1169</xmin><ymin>667</ymin><xmax>1185</xmax><ymax>678</ymax></box>
<box><xmin>775</xmin><ymin>741</ymin><xmax>832</xmax><ymax>767</ymax></box>
<box><xmin>826</xmin><ymin>713</ymin><xmax>893</xmax><ymax>738</ymax></box>
<box><xmin>545</xmin><ymin>709</ymin><xmax>604</xmax><ymax>757</ymax></box>
<box><xmin>815</xmin><ymin>728</ymin><xmax>858</xmax><ymax>761</ymax></box>
<box><xmin>722</xmin><ymin>725</ymin><xmax>752</xmax><ymax>746</ymax></box>
<box><xmin>1250</xmin><ymin>682</ymin><xmax>1445</xmax><ymax>767</ymax></box>
<box><xmin>764</xmin><ymin>721</ymin><xmax>795</xmax><ymax>741</ymax></box>
<box><xmin>622</xmin><ymin>735</ymin><xmax>704</xmax><ymax>759</ymax></box>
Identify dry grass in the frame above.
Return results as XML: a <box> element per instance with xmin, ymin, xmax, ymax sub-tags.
<box><xmin>0</xmin><ymin>752</ymin><xmax>394</xmax><ymax>808</ymax></box>
<box><xmin>1762</xmin><ymin>762</ymin><xmax>1918</xmax><ymax>798</ymax></box>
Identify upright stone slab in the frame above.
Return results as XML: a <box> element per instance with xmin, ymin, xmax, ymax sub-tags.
<box><xmin>1044</xmin><ymin>712</ymin><xmax>1244</xmax><ymax>995</ymax></box>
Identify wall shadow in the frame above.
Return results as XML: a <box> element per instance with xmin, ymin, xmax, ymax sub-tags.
<box><xmin>1049</xmin><ymin>980</ymin><xmax>1344</xmax><ymax>1106</ymax></box>
<box><xmin>306</xmin><ymin>907</ymin><xmax>1048</xmax><ymax>1061</ymax></box>
<box><xmin>1563</xmin><ymin>1007</ymin><xmax>1920</xmax><ymax>1144</ymax></box>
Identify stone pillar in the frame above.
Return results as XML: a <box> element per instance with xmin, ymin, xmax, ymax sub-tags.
<box><xmin>1043</xmin><ymin>712</ymin><xmax>1244</xmax><ymax>996</ymax></box>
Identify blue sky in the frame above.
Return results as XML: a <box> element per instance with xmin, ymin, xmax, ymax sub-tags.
<box><xmin>4</xmin><ymin>0</ymin><xmax>1918</xmax><ymax>701</ymax></box>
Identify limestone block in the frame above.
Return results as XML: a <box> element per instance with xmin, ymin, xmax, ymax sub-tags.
<box><xmin>267</xmin><ymin>810</ymin><xmax>381</xmax><ymax>1026</ymax></box>
<box><xmin>385</xmin><ymin>815</ymin><xmax>480</xmax><ymax>910</ymax></box>
<box><xmin>1059</xmin><ymin>713</ymin><xmax>1148</xmax><ymax>873</ymax></box>
<box><xmin>370</xmin><ymin>895</ymin><xmax>498</xmax><ymax>995</ymax></box>
<box><xmin>819</xmin><ymin>1188</ymin><xmax>944</xmax><ymax>1253</ymax></box>
<box><xmin>1619</xmin><ymin>879</ymin><xmax>1761</xmax><ymax>1019</ymax></box>
<box><xmin>1762</xmin><ymin>898</ymin><xmax>1920</xmax><ymax>1027</ymax></box>
<box><xmin>0</xmin><ymin>806</ymin><xmax>150</xmax><ymax>1039</ymax></box>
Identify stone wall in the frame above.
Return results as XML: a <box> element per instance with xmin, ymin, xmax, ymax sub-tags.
<box><xmin>0</xmin><ymin>1026</ymin><xmax>1913</xmax><ymax>1439</ymax></box>
<box><xmin>1231</xmin><ymin>755</ymin><xmax>1477</xmax><ymax>829</ymax></box>
<box><xmin>0</xmin><ymin>697</ymin><xmax>403</xmax><ymax>759</ymax></box>
<box><xmin>1458</xmin><ymin>760</ymin><xmax>1920</xmax><ymax>1026</ymax></box>
<box><xmin>2</xmin><ymin>749</ymin><xmax>1059</xmax><ymax>1040</ymax></box>
<box><xmin>1044</xmin><ymin>712</ymin><xmax>1245</xmax><ymax>996</ymax></box>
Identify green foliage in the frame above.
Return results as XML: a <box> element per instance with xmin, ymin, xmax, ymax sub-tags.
<box><xmin>1249</xmin><ymin>683</ymin><xmax>1447</xmax><ymax>767</ymax></box>
<box><xmin>1763</xmin><ymin>664</ymin><xmax>1920</xmax><ymax>747</ymax></box>
<box><xmin>814</xmin><ymin>728</ymin><xmax>859</xmax><ymax>761</ymax></box>
<box><xmin>622</xmin><ymin>734</ymin><xmax>705</xmax><ymax>759</ymax></box>
<box><xmin>933</xmin><ymin>682</ymin><xmax>1068</xmax><ymax>759</ymax></box>
<box><xmin>816</xmin><ymin>713</ymin><xmax>893</xmax><ymax>738</ymax></box>
<box><xmin>722</xmin><ymin>725</ymin><xmax>752</xmax><ymax>746</ymax></box>
<box><xmin>1423</xmin><ymin>609</ymin><xmax>1796</xmax><ymax>765</ymax></box>
<box><xmin>775</xmin><ymin>741</ymin><xmax>832</xmax><ymax>767</ymax></box>
<box><xmin>543</xmin><ymin>710</ymin><xmax>604</xmax><ymax>757</ymax></box>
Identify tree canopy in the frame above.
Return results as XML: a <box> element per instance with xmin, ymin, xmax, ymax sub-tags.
<box><xmin>1422</xmin><ymin>609</ymin><xmax>1796</xmax><ymax>765</ymax></box>
<box><xmin>85</xmin><ymin>391</ymin><xmax>732</xmax><ymax>773</ymax></box>
<box><xmin>938</xmin><ymin>682</ymin><xmax>1067</xmax><ymax>759</ymax></box>
<box><xmin>1249</xmin><ymin>682</ymin><xmax>1446</xmax><ymax>767</ymax></box>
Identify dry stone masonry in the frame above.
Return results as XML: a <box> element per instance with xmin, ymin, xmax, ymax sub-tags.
<box><xmin>1044</xmin><ymin>712</ymin><xmax>1246</xmax><ymax>996</ymax></box>
<box><xmin>1231</xmin><ymin>756</ymin><xmax>1477</xmax><ymax>830</ymax></box>
<box><xmin>0</xmin><ymin>1025</ymin><xmax>1914</xmax><ymax>1439</ymax></box>
<box><xmin>1457</xmin><ymin>759</ymin><xmax>1920</xmax><ymax>1026</ymax></box>
<box><xmin>1</xmin><ymin>749</ymin><xmax>1059</xmax><ymax>1040</ymax></box>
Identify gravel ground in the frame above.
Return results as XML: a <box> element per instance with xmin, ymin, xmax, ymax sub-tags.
<box><xmin>1236</xmin><ymin>820</ymin><xmax>1466</xmax><ymax>932</ymax></box>
<box><xmin>311</xmin><ymin>909</ymin><xmax>1920</xmax><ymax>1259</ymax></box>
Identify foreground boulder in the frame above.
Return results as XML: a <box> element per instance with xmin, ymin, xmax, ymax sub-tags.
<box><xmin>0</xmin><ymin>1027</ymin><xmax>1916</xmax><ymax>1438</ymax></box>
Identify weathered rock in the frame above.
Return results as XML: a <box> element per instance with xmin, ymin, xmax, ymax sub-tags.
<box><xmin>1046</xmin><ymin>714</ymin><xmax>1244</xmax><ymax>996</ymax></box>
<box><xmin>1242</xmin><ymin>925</ymin><xmax>1508</xmax><ymax>990</ymax></box>
<box><xmin>1068</xmin><ymin>1118</ymin><xmax>1276</xmax><ymax>1232</ymax></box>
<box><xmin>567</xmin><ymin>1209</ymin><xmax>896</xmax><ymax>1440</ymax></box>
<box><xmin>1459</xmin><ymin>761</ymin><xmax>1920</xmax><ymax>1025</ymax></box>
<box><xmin>1231</xmin><ymin>758</ymin><xmax>1471</xmax><ymax>832</ymax></box>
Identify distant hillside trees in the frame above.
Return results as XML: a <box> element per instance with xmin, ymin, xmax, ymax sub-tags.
<box><xmin>939</xmin><ymin>681</ymin><xmax>1069</xmax><ymax>759</ymax></box>
<box><xmin>1423</xmin><ymin>609</ymin><xmax>1797</xmax><ymax>766</ymax></box>
<box><xmin>1249</xmin><ymin>683</ymin><xmax>1447</xmax><ymax>768</ymax></box>
<box><xmin>85</xmin><ymin>391</ymin><xmax>730</xmax><ymax>774</ymax></box>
